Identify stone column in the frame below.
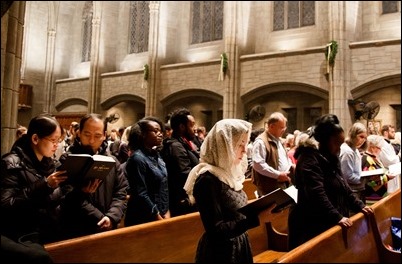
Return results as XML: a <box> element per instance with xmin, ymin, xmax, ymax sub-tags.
<box><xmin>1</xmin><ymin>1</ymin><xmax>25</xmax><ymax>155</ymax></box>
<box><xmin>222</xmin><ymin>2</ymin><xmax>239</xmax><ymax>119</ymax></box>
<box><xmin>146</xmin><ymin>1</ymin><xmax>160</xmax><ymax>117</ymax></box>
<box><xmin>43</xmin><ymin>2</ymin><xmax>59</xmax><ymax>113</ymax></box>
<box><xmin>328</xmin><ymin>1</ymin><xmax>352</xmax><ymax>128</ymax></box>
<box><xmin>88</xmin><ymin>1</ymin><xmax>102</xmax><ymax>113</ymax></box>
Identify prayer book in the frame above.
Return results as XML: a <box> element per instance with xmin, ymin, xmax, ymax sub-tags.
<box><xmin>360</xmin><ymin>168</ymin><xmax>387</xmax><ymax>177</ymax></box>
<box><xmin>239</xmin><ymin>187</ymin><xmax>296</xmax><ymax>215</ymax></box>
<box><xmin>58</xmin><ymin>154</ymin><xmax>116</xmax><ymax>185</ymax></box>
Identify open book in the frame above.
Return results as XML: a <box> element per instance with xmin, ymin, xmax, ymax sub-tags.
<box><xmin>238</xmin><ymin>187</ymin><xmax>296</xmax><ymax>215</ymax></box>
<box><xmin>58</xmin><ymin>154</ymin><xmax>116</xmax><ymax>185</ymax></box>
<box><xmin>360</xmin><ymin>168</ymin><xmax>387</xmax><ymax>177</ymax></box>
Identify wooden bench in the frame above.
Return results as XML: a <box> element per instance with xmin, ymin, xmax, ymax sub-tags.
<box><xmin>45</xmin><ymin>200</ymin><xmax>290</xmax><ymax>263</ymax></box>
<box><xmin>251</xmin><ymin>205</ymin><xmax>289</xmax><ymax>263</ymax></box>
<box><xmin>45</xmin><ymin>212</ymin><xmax>204</xmax><ymax>263</ymax></box>
<box><xmin>243</xmin><ymin>178</ymin><xmax>258</xmax><ymax>200</ymax></box>
<box><xmin>252</xmin><ymin>189</ymin><xmax>401</xmax><ymax>263</ymax></box>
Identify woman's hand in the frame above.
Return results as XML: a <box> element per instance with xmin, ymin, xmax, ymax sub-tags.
<box><xmin>338</xmin><ymin>217</ymin><xmax>353</xmax><ymax>228</ymax></box>
<box><xmin>46</xmin><ymin>170</ymin><xmax>68</xmax><ymax>188</ymax></box>
<box><xmin>362</xmin><ymin>206</ymin><xmax>374</xmax><ymax>215</ymax></box>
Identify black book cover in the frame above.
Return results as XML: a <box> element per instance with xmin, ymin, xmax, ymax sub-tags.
<box><xmin>238</xmin><ymin>187</ymin><xmax>295</xmax><ymax>215</ymax></box>
<box><xmin>58</xmin><ymin>154</ymin><xmax>116</xmax><ymax>185</ymax></box>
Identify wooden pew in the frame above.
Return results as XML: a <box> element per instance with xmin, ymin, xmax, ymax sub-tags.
<box><xmin>243</xmin><ymin>178</ymin><xmax>258</xmax><ymax>200</ymax></box>
<box><xmin>251</xmin><ymin>205</ymin><xmax>289</xmax><ymax>263</ymax></box>
<box><xmin>253</xmin><ymin>189</ymin><xmax>401</xmax><ymax>263</ymax></box>
<box><xmin>370</xmin><ymin>189</ymin><xmax>401</xmax><ymax>263</ymax></box>
<box><xmin>45</xmin><ymin>200</ymin><xmax>290</xmax><ymax>263</ymax></box>
<box><xmin>45</xmin><ymin>212</ymin><xmax>204</xmax><ymax>263</ymax></box>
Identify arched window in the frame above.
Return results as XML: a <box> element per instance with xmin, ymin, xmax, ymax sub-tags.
<box><xmin>191</xmin><ymin>1</ymin><xmax>223</xmax><ymax>44</ymax></box>
<box><xmin>129</xmin><ymin>1</ymin><xmax>150</xmax><ymax>54</ymax></box>
<box><xmin>81</xmin><ymin>1</ymin><xmax>93</xmax><ymax>62</ymax></box>
<box><xmin>273</xmin><ymin>1</ymin><xmax>315</xmax><ymax>31</ymax></box>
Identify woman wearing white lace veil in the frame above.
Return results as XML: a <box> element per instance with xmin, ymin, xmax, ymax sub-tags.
<box><xmin>184</xmin><ymin>119</ymin><xmax>259</xmax><ymax>264</ymax></box>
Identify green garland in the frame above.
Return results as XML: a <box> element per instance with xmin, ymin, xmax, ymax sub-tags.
<box><xmin>325</xmin><ymin>40</ymin><xmax>338</xmax><ymax>67</ymax></box>
<box><xmin>221</xmin><ymin>52</ymin><xmax>228</xmax><ymax>74</ymax></box>
<box><xmin>143</xmin><ymin>64</ymin><xmax>149</xmax><ymax>81</ymax></box>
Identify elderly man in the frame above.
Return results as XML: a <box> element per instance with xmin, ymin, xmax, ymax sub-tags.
<box><xmin>252</xmin><ymin>112</ymin><xmax>294</xmax><ymax>196</ymax></box>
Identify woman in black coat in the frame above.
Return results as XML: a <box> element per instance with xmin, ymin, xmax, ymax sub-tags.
<box><xmin>1</xmin><ymin>114</ymin><xmax>68</xmax><ymax>263</ymax></box>
<box><xmin>287</xmin><ymin>114</ymin><xmax>373</xmax><ymax>250</ymax></box>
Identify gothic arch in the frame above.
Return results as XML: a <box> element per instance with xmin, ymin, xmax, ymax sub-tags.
<box><xmin>55</xmin><ymin>98</ymin><xmax>87</xmax><ymax>112</ymax></box>
<box><xmin>161</xmin><ymin>89</ymin><xmax>223</xmax><ymax>107</ymax></box>
<box><xmin>100</xmin><ymin>93</ymin><xmax>145</xmax><ymax>110</ymax></box>
<box><xmin>161</xmin><ymin>89</ymin><xmax>223</xmax><ymax>129</ymax></box>
<box><xmin>241</xmin><ymin>82</ymin><xmax>328</xmax><ymax>105</ymax></box>
<box><xmin>351</xmin><ymin>74</ymin><xmax>400</xmax><ymax>99</ymax></box>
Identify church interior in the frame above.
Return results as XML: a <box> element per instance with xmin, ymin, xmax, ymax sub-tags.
<box><xmin>1</xmin><ymin>1</ymin><xmax>401</xmax><ymax>155</ymax></box>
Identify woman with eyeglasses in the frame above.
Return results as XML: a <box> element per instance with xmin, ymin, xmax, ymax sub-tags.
<box><xmin>1</xmin><ymin>114</ymin><xmax>68</xmax><ymax>263</ymax></box>
<box><xmin>124</xmin><ymin>116</ymin><xmax>170</xmax><ymax>226</ymax></box>
<box><xmin>361</xmin><ymin>134</ymin><xmax>396</xmax><ymax>202</ymax></box>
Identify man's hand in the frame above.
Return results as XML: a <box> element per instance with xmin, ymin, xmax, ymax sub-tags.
<box><xmin>277</xmin><ymin>171</ymin><xmax>291</xmax><ymax>183</ymax></box>
<box><xmin>82</xmin><ymin>179</ymin><xmax>103</xmax><ymax>193</ymax></box>
<box><xmin>97</xmin><ymin>216</ymin><xmax>112</xmax><ymax>231</ymax></box>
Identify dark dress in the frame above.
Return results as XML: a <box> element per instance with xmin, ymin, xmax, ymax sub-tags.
<box><xmin>287</xmin><ymin>146</ymin><xmax>365</xmax><ymax>250</ymax></box>
<box><xmin>193</xmin><ymin>172</ymin><xmax>254</xmax><ymax>264</ymax></box>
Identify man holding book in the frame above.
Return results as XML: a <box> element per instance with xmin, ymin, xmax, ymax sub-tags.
<box><xmin>58</xmin><ymin>113</ymin><xmax>128</xmax><ymax>240</ymax></box>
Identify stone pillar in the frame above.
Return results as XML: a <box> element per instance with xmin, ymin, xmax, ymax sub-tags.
<box><xmin>88</xmin><ymin>1</ymin><xmax>102</xmax><ymax>113</ymax></box>
<box><xmin>328</xmin><ymin>1</ymin><xmax>352</xmax><ymax>128</ymax></box>
<box><xmin>1</xmin><ymin>1</ymin><xmax>26</xmax><ymax>155</ymax></box>
<box><xmin>43</xmin><ymin>2</ymin><xmax>59</xmax><ymax>113</ymax></box>
<box><xmin>222</xmin><ymin>2</ymin><xmax>239</xmax><ymax>119</ymax></box>
<box><xmin>146</xmin><ymin>1</ymin><xmax>160</xmax><ymax>117</ymax></box>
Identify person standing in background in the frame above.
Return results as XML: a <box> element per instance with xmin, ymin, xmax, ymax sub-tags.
<box><xmin>288</xmin><ymin>114</ymin><xmax>373</xmax><ymax>250</ymax></box>
<box><xmin>252</xmin><ymin>112</ymin><xmax>294</xmax><ymax>196</ymax></box>
<box><xmin>339</xmin><ymin>122</ymin><xmax>368</xmax><ymax>203</ymax></box>
<box><xmin>361</xmin><ymin>135</ymin><xmax>396</xmax><ymax>201</ymax></box>
<box><xmin>161</xmin><ymin>107</ymin><xmax>199</xmax><ymax>217</ymax></box>
<box><xmin>15</xmin><ymin>124</ymin><xmax>27</xmax><ymax>140</ymax></box>
<box><xmin>379</xmin><ymin>125</ymin><xmax>399</xmax><ymax>168</ymax></box>
<box><xmin>124</xmin><ymin>117</ymin><xmax>170</xmax><ymax>226</ymax></box>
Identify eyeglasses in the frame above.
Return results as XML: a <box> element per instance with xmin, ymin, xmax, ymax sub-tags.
<box><xmin>42</xmin><ymin>137</ymin><xmax>63</xmax><ymax>145</ymax></box>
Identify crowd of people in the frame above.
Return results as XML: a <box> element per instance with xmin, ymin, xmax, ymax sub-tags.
<box><xmin>1</xmin><ymin>109</ymin><xmax>400</xmax><ymax>263</ymax></box>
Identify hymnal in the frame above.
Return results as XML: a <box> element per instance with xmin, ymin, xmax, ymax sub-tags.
<box><xmin>58</xmin><ymin>154</ymin><xmax>116</xmax><ymax>185</ymax></box>
<box><xmin>360</xmin><ymin>168</ymin><xmax>387</xmax><ymax>177</ymax></box>
<box><xmin>239</xmin><ymin>187</ymin><xmax>296</xmax><ymax>215</ymax></box>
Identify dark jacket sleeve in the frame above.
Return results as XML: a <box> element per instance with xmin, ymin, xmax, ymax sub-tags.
<box><xmin>105</xmin><ymin>160</ymin><xmax>129</xmax><ymax>226</ymax></box>
<box><xmin>298</xmin><ymin>154</ymin><xmax>344</xmax><ymax>224</ymax></box>
<box><xmin>1</xmin><ymin>155</ymin><xmax>54</xmax><ymax>211</ymax></box>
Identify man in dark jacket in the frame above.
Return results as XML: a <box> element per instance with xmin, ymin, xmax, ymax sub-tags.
<box><xmin>58</xmin><ymin>113</ymin><xmax>128</xmax><ymax>239</ymax></box>
<box><xmin>161</xmin><ymin>108</ymin><xmax>199</xmax><ymax>217</ymax></box>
